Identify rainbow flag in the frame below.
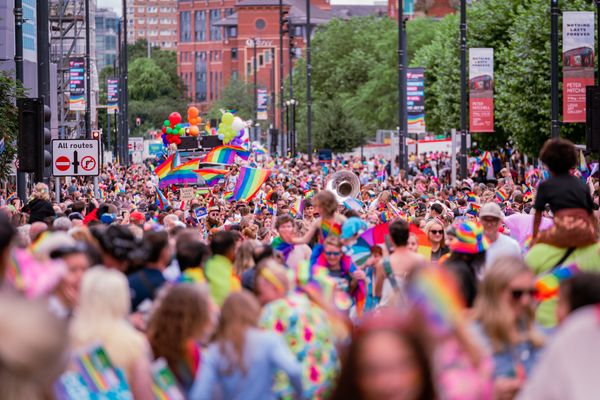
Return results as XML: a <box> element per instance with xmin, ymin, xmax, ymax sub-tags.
<box><xmin>321</xmin><ymin>219</ymin><xmax>342</xmax><ymax>239</ymax></box>
<box><xmin>223</xmin><ymin>191</ymin><xmax>234</xmax><ymax>201</ymax></box>
<box><xmin>252</xmin><ymin>142</ymin><xmax>268</xmax><ymax>155</ymax></box>
<box><xmin>5</xmin><ymin>192</ymin><xmax>16</xmax><ymax>204</ymax></box>
<box><xmin>155</xmin><ymin>153</ymin><xmax>179</xmax><ymax>179</ymax></box>
<box><xmin>579</xmin><ymin>150</ymin><xmax>589</xmax><ymax>179</ymax></box>
<box><xmin>154</xmin><ymin>184</ymin><xmax>170</xmax><ymax>210</ymax></box>
<box><xmin>202</xmin><ymin>145</ymin><xmax>251</xmax><ymax>164</ymax></box>
<box><xmin>304</xmin><ymin>189</ymin><xmax>316</xmax><ymax>199</ymax></box>
<box><xmin>151</xmin><ymin>359</ymin><xmax>185</xmax><ymax>400</ymax></box>
<box><xmin>535</xmin><ymin>264</ymin><xmax>580</xmax><ymax>301</ymax></box>
<box><xmin>495</xmin><ymin>188</ymin><xmax>508</xmax><ymax>203</ymax></box>
<box><xmin>194</xmin><ymin>168</ymin><xmax>228</xmax><ymax>187</ymax></box>
<box><xmin>466</xmin><ymin>192</ymin><xmax>477</xmax><ymax>203</ymax></box>
<box><xmin>290</xmin><ymin>197</ymin><xmax>304</xmax><ymax>219</ymax></box>
<box><xmin>159</xmin><ymin>158</ymin><xmax>200</xmax><ymax>188</ymax></box>
<box><xmin>466</xmin><ymin>203</ymin><xmax>480</xmax><ymax>216</ymax></box>
<box><xmin>232</xmin><ymin>167</ymin><xmax>271</xmax><ymax>201</ymax></box>
<box><xmin>409</xmin><ymin>224</ymin><xmax>432</xmax><ymax>261</ymax></box>
<box><xmin>407</xmin><ymin>267</ymin><xmax>465</xmax><ymax>335</ymax></box>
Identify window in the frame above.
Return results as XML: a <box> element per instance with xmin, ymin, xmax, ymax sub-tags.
<box><xmin>195</xmin><ymin>52</ymin><xmax>207</xmax><ymax>102</ymax></box>
<box><xmin>227</xmin><ymin>26</ymin><xmax>237</xmax><ymax>38</ymax></box>
<box><xmin>194</xmin><ymin>10</ymin><xmax>206</xmax><ymax>41</ymax></box>
<box><xmin>137</xmin><ymin>6</ymin><xmax>144</xmax><ymax>12</ymax></box>
<box><xmin>148</xmin><ymin>6</ymin><xmax>157</xmax><ymax>13</ymax></box>
<box><xmin>160</xmin><ymin>30</ymin><xmax>171</xmax><ymax>36</ymax></box>
<box><xmin>265</xmin><ymin>50</ymin><xmax>270</xmax><ymax>63</ymax></box>
<box><xmin>148</xmin><ymin>18</ymin><xmax>158</xmax><ymax>24</ymax></box>
<box><xmin>138</xmin><ymin>18</ymin><xmax>145</xmax><ymax>24</ymax></box>
<box><xmin>180</xmin><ymin>11</ymin><xmax>191</xmax><ymax>42</ymax></box>
<box><xmin>232</xmin><ymin>71</ymin><xmax>239</xmax><ymax>80</ymax></box>
<box><xmin>231</xmin><ymin>48</ymin><xmax>238</xmax><ymax>60</ymax></box>
<box><xmin>209</xmin><ymin>71</ymin><xmax>213</xmax><ymax>100</ymax></box>
<box><xmin>247</xmin><ymin>62</ymin><xmax>251</xmax><ymax>76</ymax></box>
<box><xmin>209</xmin><ymin>9</ymin><xmax>222</xmax><ymax>41</ymax></box>
<box><xmin>259</xmin><ymin>54</ymin><xmax>263</xmax><ymax>67</ymax></box>
<box><xmin>255</xmin><ymin>18</ymin><xmax>266</xmax><ymax>30</ymax></box>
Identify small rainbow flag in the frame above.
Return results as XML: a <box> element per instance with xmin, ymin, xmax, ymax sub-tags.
<box><xmin>321</xmin><ymin>219</ymin><xmax>342</xmax><ymax>239</ymax></box>
<box><xmin>495</xmin><ymin>188</ymin><xmax>508</xmax><ymax>203</ymax></box>
<box><xmin>194</xmin><ymin>168</ymin><xmax>228</xmax><ymax>187</ymax></box>
<box><xmin>290</xmin><ymin>197</ymin><xmax>304</xmax><ymax>219</ymax></box>
<box><xmin>252</xmin><ymin>142</ymin><xmax>268</xmax><ymax>155</ymax></box>
<box><xmin>232</xmin><ymin>167</ymin><xmax>271</xmax><ymax>202</ymax></box>
<box><xmin>466</xmin><ymin>203</ymin><xmax>480</xmax><ymax>216</ymax></box>
<box><xmin>409</xmin><ymin>224</ymin><xmax>432</xmax><ymax>261</ymax></box>
<box><xmin>223</xmin><ymin>191</ymin><xmax>234</xmax><ymax>201</ymax></box>
<box><xmin>304</xmin><ymin>189</ymin><xmax>316</xmax><ymax>199</ymax></box>
<box><xmin>466</xmin><ymin>192</ymin><xmax>477</xmax><ymax>203</ymax></box>
<box><xmin>155</xmin><ymin>153</ymin><xmax>179</xmax><ymax>179</ymax></box>
<box><xmin>5</xmin><ymin>192</ymin><xmax>16</xmax><ymax>204</ymax></box>
<box><xmin>159</xmin><ymin>158</ymin><xmax>200</xmax><ymax>188</ymax></box>
<box><xmin>535</xmin><ymin>264</ymin><xmax>580</xmax><ymax>301</ymax></box>
<box><xmin>523</xmin><ymin>185</ymin><xmax>534</xmax><ymax>202</ymax></box>
<box><xmin>153</xmin><ymin>184</ymin><xmax>170</xmax><ymax>210</ymax></box>
<box><xmin>202</xmin><ymin>145</ymin><xmax>251</xmax><ymax>164</ymax></box>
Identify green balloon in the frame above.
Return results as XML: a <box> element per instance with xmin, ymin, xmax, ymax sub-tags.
<box><xmin>163</xmin><ymin>120</ymin><xmax>170</xmax><ymax>127</ymax></box>
<box><xmin>179</xmin><ymin>128</ymin><xmax>185</xmax><ymax>136</ymax></box>
<box><xmin>222</xmin><ymin>112</ymin><xmax>234</xmax><ymax>125</ymax></box>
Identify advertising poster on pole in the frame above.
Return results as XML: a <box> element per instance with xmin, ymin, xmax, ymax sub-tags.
<box><xmin>407</xmin><ymin>68</ymin><xmax>425</xmax><ymax>134</ymax></box>
<box><xmin>107</xmin><ymin>78</ymin><xmax>119</xmax><ymax>114</ymax></box>
<box><xmin>563</xmin><ymin>12</ymin><xmax>595</xmax><ymax>123</ymax></box>
<box><xmin>257</xmin><ymin>89</ymin><xmax>268</xmax><ymax>120</ymax></box>
<box><xmin>69</xmin><ymin>57</ymin><xmax>85</xmax><ymax>111</ymax></box>
<box><xmin>469</xmin><ymin>48</ymin><xmax>494</xmax><ymax>132</ymax></box>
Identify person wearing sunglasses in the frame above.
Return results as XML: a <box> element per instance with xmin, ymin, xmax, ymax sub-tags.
<box><xmin>424</xmin><ymin>218</ymin><xmax>449</xmax><ymax>262</ymax></box>
<box><xmin>473</xmin><ymin>256</ymin><xmax>545</xmax><ymax>400</ymax></box>
<box><xmin>479</xmin><ymin>203</ymin><xmax>521</xmax><ymax>269</ymax></box>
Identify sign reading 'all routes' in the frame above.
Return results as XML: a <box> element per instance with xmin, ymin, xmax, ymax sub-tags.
<box><xmin>52</xmin><ymin>140</ymin><xmax>100</xmax><ymax>176</ymax></box>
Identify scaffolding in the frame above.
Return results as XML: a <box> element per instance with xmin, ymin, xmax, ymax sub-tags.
<box><xmin>49</xmin><ymin>0</ymin><xmax>98</xmax><ymax>139</ymax></box>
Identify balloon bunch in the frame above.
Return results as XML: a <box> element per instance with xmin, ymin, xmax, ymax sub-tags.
<box><xmin>161</xmin><ymin>112</ymin><xmax>184</xmax><ymax>146</ymax></box>
<box><xmin>187</xmin><ymin>106</ymin><xmax>202</xmax><ymax>136</ymax></box>
<box><xmin>218</xmin><ymin>112</ymin><xmax>247</xmax><ymax>145</ymax></box>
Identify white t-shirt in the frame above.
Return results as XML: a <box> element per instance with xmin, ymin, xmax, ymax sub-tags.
<box><xmin>485</xmin><ymin>233</ymin><xmax>522</xmax><ymax>269</ymax></box>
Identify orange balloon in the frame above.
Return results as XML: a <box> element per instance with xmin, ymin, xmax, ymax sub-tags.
<box><xmin>189</xmin><ymin>125</ymin><xmax>200</xmax><ymax>136</ymax></box>
<box><xmin>188</xmin><ymin>106</ymin><xmax>199</xmax><ymax>118</ymax></box>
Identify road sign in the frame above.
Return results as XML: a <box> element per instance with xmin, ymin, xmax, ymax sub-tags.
<box><xmin>52</xmin><ymin>139</ymin><xmax>100</xmax><ymax>176</ymax></box>
<box><xmin>128</xmin><ymin>137</ymin><xmax>143</xmax><ymax>153</ymax></box>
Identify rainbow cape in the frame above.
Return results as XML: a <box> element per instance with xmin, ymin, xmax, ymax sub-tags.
<box><xmin>202</xmin><ymin>145</ymin><xmax>251</xmax><ymax>164</ymax></box>
<box><xmin>194</xmin><ymin>168</ymin><xmax>228</xmax><ymax>187</ymax></box>
<box><xmin>159</xmin><ymin>158</ymin><xmax>200</xmax><ymax>188</ymax></box>
<box><xmin>232</xmin><ymin>167</ymin><xmax>271</xmax><ymax>201</ymax></box>
<box><xmin>271</xmin><ymin>236</ymin><xmax>295</xmax><ymax>262</ymax></box>
<box><xmin>409</xmin><ymin>224</ymin><xmax>432</xmax><ymax>261</ymax></box>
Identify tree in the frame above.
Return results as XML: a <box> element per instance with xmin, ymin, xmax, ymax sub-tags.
<box><xmin>0</xmin><ymin>73</ymin><xmax>22</xmax><ymax>182</ymax></box>
<box><xmin>207</xmin><ymin>78</ymin><xmax>255</xmax><ymax>121</ymax></box>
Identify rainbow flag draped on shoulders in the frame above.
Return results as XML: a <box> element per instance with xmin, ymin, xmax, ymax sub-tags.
<box><xmin>202</xmin><ymin>145</ymin><xmax>251</xmax><ymax>164</ymax></box>
<box><xmin>232</xmin><ymin>167</ymin><xmax>271</xmax><ymax>201</ymax></box>
<box><xmin>159</xmin><ymin>158</ymin><xmax>200</xmax><ymax>188</ymax></box>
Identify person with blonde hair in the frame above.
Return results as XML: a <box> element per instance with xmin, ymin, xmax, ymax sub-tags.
<box><xmin>474</xmin><ymin>256</ymin><xmax>545</xmax><ymax>399</ymax></box>
<box><xmin>0</xmin><ymin>290</ymin><xmax>67</xmax><ymax>400</ymax></box>
<box><xmin>424</xmin><ymin>218</ymin><xmax>449</xmax><ymax>262</ymax></box>
<box><xmin>69</xmin><ymin>267</ymin><xmax>154</xmax><ymax>399</ymax></box>
<box><xmin>22</xmin><ymin>182</ymin><xmax>55</xmax><ymax>224</ymax></box>
<box><xmin>189</xmin><ymin>291</ymin><xmax>302</xmax><ymax>400</ymax></box>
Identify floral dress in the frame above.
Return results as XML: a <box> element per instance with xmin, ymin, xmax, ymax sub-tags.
<box><xmin>259</xmin><ymin>292</ymin><xmax>339</xmax><ymax>400</ymax></box>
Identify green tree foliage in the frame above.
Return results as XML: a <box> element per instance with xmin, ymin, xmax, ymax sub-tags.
<box><xmin>0</xmin><ymin>73</ymin><xmax>22</xmax><ymax>181</ymax></box>
<box><xmin>98</xmin><ymin>39</ymin><xmax>188</xmax><ymax>138</ymax></box>
<box><xmin>207</xmin><ymin>78</ymin><xmax>255</xmax><ymax>121</ymax></box>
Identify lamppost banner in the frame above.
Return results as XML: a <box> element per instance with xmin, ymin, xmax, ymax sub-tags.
<box><xmin>107</xmin><ymin>78</ymin><xmax>119</xmax><ymax>114</ymax></box>
<box><xmin>257</xmin><ymin>89</ymin><xmax>268</xmax><ymax>120</ymax></box>
<box><xmin>563</xmin><ymin>11</ymin><xmax>595</xmax><ymax>123</ymax></box>
<box><xmin>469</xmin><ymin>48</ymin><xmax>494</xmax><ymax>132</ymax></box>
<box><xmin>407</xmin><ymin>68</ymin><xmax>425</xmax><ymax>134</ymax></box>
<box><xmin>69</xmin><ymin>57</ymin><xmax>86</xmax><ymax>111</ymax></box>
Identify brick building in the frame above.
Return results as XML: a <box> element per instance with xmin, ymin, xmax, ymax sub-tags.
<box><xmin>128</xmin><ymin>0</ymin><xmax>178</xmax><ymax>49</ymax></box>
<box><xmin>177</xmin><ymin>0</ymin><xmax>386</xmax><ymax>123</ymax></box>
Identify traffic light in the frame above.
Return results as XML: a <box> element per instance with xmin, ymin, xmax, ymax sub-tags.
<box><xmin>92</xmin><ymin>129</ymin><xmax>101</xmax><ymax>140</ymax></box>
<box><xmin>17</xmin><ymin>98</ymin><xmax>52</xmax><ymax>182</ymax></box>
<box><xmin>280</xmin><ymin>10</ymin><xmax>289</xmax><ymax>35</ymax></box>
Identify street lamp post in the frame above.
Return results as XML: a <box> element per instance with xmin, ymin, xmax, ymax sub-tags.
<box><xmin>253</xmin><ymin>38</ymin><xmax>258</xmax><ymax>142</ymax></box>
<box><xmin>550</xmin><ymin>0</ymin><xmax>560</xmax><ymax>138</ymax></box>
<box><xmin>397</xmin><ymin>0</ymin><xmax>408</xmax><ymax>171</ymax></box>
<box><xmin>459</xmin><ymin>0</ymin><xmax>468</xmax><ymax>179</ymax></box>
<box><xmin>285</xmin><ymin>100</ymin><xmax>290</xmax><ymax>155</ymax></box>
<box><xmin>290</xmin><ymin>98</ymin><xmax>297</xmax><ymax>156</ymax></box>
<box><xmin>306</xmin><ymin>0</ymin><xmax>312</xmax><ymax>160</ymax></box>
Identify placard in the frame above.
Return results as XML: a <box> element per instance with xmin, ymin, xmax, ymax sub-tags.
<box><xmin>469</xmin><ymin>48</ymin><xmax>494</xmax><ymax>132</ymax></box>
<box><xmin>180</xmin><ymin>187</ymin><xmax>195</xmax><ymax>201</ymax></box>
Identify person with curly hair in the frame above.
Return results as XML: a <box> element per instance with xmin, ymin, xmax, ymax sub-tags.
<box><xmin>147</xmin><ymin>284</ymin><xmax>213</xmax><ymax>393</ymax></box>
<box><xmin>532</xmin><ymin>138</ymin><xmax>596</xmax><ymax>247</ymax></box>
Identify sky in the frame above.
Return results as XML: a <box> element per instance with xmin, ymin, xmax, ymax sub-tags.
<box><xmin>97</xmin><ymin>0</ymin><xmax>379</xmax><ymax>16</ymax></box>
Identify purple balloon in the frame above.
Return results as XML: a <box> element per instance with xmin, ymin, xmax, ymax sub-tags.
<box><xmin>161</xmin><ymin>133</ymin><xmax>169</xmax><ymax>146</ymax></box>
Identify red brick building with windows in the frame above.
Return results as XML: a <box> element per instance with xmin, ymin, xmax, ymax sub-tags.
<box><xmin>176</xmin><ymin>0</ymin><xmax>453</xmax><ymax>126</ymax></box>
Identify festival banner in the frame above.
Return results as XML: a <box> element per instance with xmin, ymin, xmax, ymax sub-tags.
<box><xmin>69</xmin><ymin>57</ymin><xmax>85</xmax><ymax>111</ymax></box>
<box><xmin>407</xmin><ymin>67</ymin><xmax>425</xmax><ymax>134</ymax></box>
<box><xmin>469</xmin><ymin>48</ymin><xmax>494</xmax><ymax>132</ymax></box>
<box><xmin>563</xmin><ymin>12</ymin><xmax>595</xmax><ymax>123</ymax></box>
<box><xmin>107</xmin><ymin>78</ymin><xmax>119</xmax><ymax>114</ymax></box>
<box><xmin>257</xmin><ymin>89</ymin><xmax>268</xmax><ymax>120</ymax></box>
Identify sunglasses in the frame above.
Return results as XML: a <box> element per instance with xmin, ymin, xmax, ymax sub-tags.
<box><xmin>430</xmin><ymin>230</ymin><xmax>444</xmax><ymax>235</ymax></box>
<box><xmin>510</xmin><ymin>288</ymin><xmax>538</xmax><ymax>301</ymax></box>
<box><xmin>325</xmin><ymin>251</ymin><xmax>341</xmax><ymax>257</ymax></box>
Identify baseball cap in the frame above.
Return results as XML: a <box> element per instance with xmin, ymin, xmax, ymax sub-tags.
<box><xmin>479</xmin><ymin>202</ymin><xmax>504</xmax><ymax>220</ymax></box>
<box><xmin>130</xmin><ymin>211</ymin><xmax>145</xmax><ymax>222</ymax></box>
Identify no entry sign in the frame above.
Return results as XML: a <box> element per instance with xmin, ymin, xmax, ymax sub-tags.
<box><xmin>52</xmin><ymin>139</ymin><xmax>100</xmax><ymax>176</ymax></box>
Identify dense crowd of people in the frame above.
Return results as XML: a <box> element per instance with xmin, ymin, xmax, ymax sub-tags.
<box><xmin>1</xmin><ymin>137</ymin><xmax>600</xmax><ymax>400</ymax></box>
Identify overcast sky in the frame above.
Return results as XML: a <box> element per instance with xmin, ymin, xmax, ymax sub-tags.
<box><xmin>97</xmin><ymin>0</ymin><xmax>379</xmax><ymax>16</ymax></box>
